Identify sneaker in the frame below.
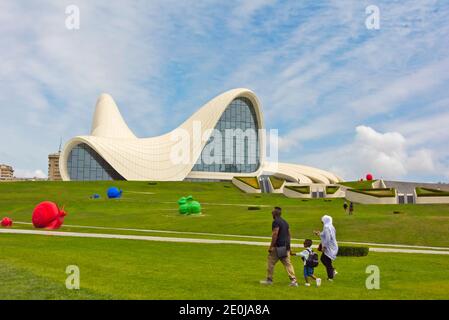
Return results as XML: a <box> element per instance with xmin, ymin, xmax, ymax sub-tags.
<box><xmin>260</xmin><ymin>279</ymin><xmax>273</xmax><ymax>285</ymax></box>
<box><xmin>304</xmin><ymin>283</ymin><xmax>311</xmax><ymax>287</ymax></box>
<box><xmin>289</xmin><ymin>281</ymin><xmax>299</xmax><ymax>287</ymax></box>
<box><xmin>334</xmin><ymin>270</ymin><xmax>338</xmax><ymax>276</ymax></box>
<box><xmin>327</xmin><ymin>278</ymin><xmax>334</xmax><ymax>282</ymax></box>
<box><xmin>316</xmin><ymin>278</ymin><xmax>322</xmax><ymax>287</ymax></box>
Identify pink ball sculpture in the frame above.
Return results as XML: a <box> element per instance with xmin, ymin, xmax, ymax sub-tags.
<box><xmin>366</xmin><ymin>173</ymin><xmax>373</xmax><ymax>181</ymax></box>
<box><xmin>1</xmin><ymin>217</ymin><xmax>13</xmax><ymax>227</ymax></box>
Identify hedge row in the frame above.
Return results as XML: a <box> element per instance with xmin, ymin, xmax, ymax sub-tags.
<box><xmin>337</xmin><ymin>246</ymin><xmax>369</xmax><ymax>257</ymax></box>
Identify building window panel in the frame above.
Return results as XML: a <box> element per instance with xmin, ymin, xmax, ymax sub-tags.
<box><xmin>192</xmin><ymin>97</ymin><xmax>260</xmax><ymax>173</ymax></box>
<box><xmin>67</xmin><ymin>143</ymin><xmax>125</xmax><ymax>181</ymax></box>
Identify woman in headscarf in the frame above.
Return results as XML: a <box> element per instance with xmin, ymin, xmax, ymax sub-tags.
<box><xmin>314</xmin><ymin>215</ymin><xmax>338</xmax><ymax>281</ymax></box>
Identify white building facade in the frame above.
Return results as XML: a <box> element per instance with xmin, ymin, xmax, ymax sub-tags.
<box><xmin>60</xmin><ymin>88</ymin><xmax>342</xmax><ymax>184</ymax></box>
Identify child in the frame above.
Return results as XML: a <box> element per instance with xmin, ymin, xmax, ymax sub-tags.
<box><xmin>294</xmin><ymin>239</ymin><xmax>321</xmax><ymax>287</ymax></box>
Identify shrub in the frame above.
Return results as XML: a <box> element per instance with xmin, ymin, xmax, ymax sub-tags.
<box><xmin>416</xmin><ymin>187</ymin><xmax>449</xmax><ymax>197</ymax></box>
<box><xmin>148</xmin><ymin>182</ymin><xmax>157</xmax><ymax>185</ymax></box>
<box><xmin>248</xmin><ymin>206</ymin><xmax>261</xmax><ymax>210</ymax></box>
<box><xmin>326</xmin><ymin>186</ymin><xmax>340</xmax><ymax>195</ymax></box>
<box><xmin>234</xmin><ymin>177</ymin><xmax>260</xmax><ymax>189</ymax></box>
<box><xmin>349</xmin><ymin>188</ymin><xmax>396</xmax><ymax>198</ymax></box>
<box><xmin>269</xmin><ymin>176</ymin><xmax>285</xmax><ymax>189</ymax></box>
<box><xmin>285</xmin><ymin>186</ymin><xmax>310</xmax><ymax>194</ymax></box>
<box><xmin>337</xmin><ymin>246</ymin><xmax>369</xmax><ymax>257</ymax></box>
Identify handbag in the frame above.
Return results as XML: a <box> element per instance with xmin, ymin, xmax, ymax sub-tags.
<box><xmin>275</xmin><ymin>246</ymin><xmax>288</xmax><ymax>258</ymax></box>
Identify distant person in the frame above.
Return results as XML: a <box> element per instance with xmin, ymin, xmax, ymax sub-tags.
<box><xmin>292</xmin><ymin>239</ymin><xmax>321</xmax><ymax>287</ymax></box>
<box><xmin>260</xmin><ymin>207</ymin><xmax>298</xmax><ymax>287</ymax></box>
<box><xmin>343</xmin><ymin>201</ymin><xmax>348</xmax><ymax>213</ymax></box>
<box><xmin>314</xmin><ymin>215</ymin><xmax>339</xmax><ymax>281</ymax></box>
<box><xmin>349</xmin><ymin>202</ymin><xmax>354</xmax><ymax>215</ymax></box>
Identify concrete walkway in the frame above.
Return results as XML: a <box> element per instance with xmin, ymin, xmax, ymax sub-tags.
<box><xmin>14</xmin><ymin>221</ymin><xmax>449</xmax><ymax>251</ymax></box>
<box><xmin>12</xmin><ymin>221</ymin><xmax>449</xmax><ymax>251</ymax></box>
<box><xmin>2</xmin><ymin>228</ymin><xmax>449</xmax><ymax>255</ymax></box>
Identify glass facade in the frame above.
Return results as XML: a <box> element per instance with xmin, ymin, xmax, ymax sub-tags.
<box><xmin>67</xmin><ymin>143</ymin><xmax>124</xmax><ymax>181</ymax></box>
<box><xmin>192</xmin><ymin>97</ymin><xmax>260</xmax><ymax>173</ymax></box>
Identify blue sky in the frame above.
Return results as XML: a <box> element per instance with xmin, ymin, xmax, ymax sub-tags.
<box><xmin>1</xmin><ymin>0</ymin><xmax>449</xmax><ymax>182</ymax></box>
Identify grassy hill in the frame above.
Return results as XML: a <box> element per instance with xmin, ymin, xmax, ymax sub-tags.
<box><xmin>1</xmin><ymin>181</ymin><xmax>448</xmax><ymax>247</ymax></box>
<box><xmin>0</xmin><ymin>181</ymin><xmax>448</xmax><ymax>300</ymax></box>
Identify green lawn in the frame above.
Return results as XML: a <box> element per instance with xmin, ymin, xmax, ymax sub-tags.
<box><xmin>1</xmin><ymin>234</ymin><xmax>448</xmax><ymax>300</ymax></box>
<box><xmin>339</xmin><ymin>180</ymin><xmax>375</xmax><ymax>189</ymax></box>
<box><xmin>348</xmin><ymin>188</ymin><xmax>396</xmax><ymax>198</ymax></box>
<box><xmin>1</xmin><ymin>181</ymin><xmax>448</xmax><ymax>247</ymax></box>
<box><xmin>416</xmin><ymin>187</ymin><xmax>449</xmax><ymax>197</ymax></box>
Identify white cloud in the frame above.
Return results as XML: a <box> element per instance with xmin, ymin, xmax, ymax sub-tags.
<box><xmin>228</xmin><ymin>0</ymin><xmax>277</xmax><ymax>31</ymax></box>
<box><xmin>349</xmin><ymin>59</ymin><xmax>449</xmax><ymax>116</ymax></box>
<box><xmin>286</xmin><ymin>125</ymin><xmax>445</xmax><ymax>182</ymax></box>
<box><xmin>354</xmin><ymin>125</ymin><xmax>408</xmax><ymax>177</ymax></box>
<box><xmin>278</xmin><ymin>111</ymin><xmax>347</xmax><ymax>151</ymax></box>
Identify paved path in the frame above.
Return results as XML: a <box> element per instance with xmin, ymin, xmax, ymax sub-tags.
<box><xmin>12</xmin><ymin>221</ymin><xmax>449</xmax><ymax>251</ymax></box>
<box><xmin>2</xmin><ymin>228</ymin><xmax>449</xmax><ymax>255</ymax></box>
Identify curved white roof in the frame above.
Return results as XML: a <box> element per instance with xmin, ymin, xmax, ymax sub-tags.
<box><xmin>60</xmin><ymin>89</ymin><xmax>343</xmax><ymax>183</ymax></box>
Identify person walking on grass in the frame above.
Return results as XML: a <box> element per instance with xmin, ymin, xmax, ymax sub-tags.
<box><xmin>314</xmin><ymin>215</ymin><xmax>338</xmax><ymax>281</ymax></box>
<box><xmin>349</xmin><ymin>202</ymin><xmax>354</xmax><ymax>215</ymax></box>
<box><xmin>292</xmin><ymin>239</ymin><xmax>321</xmax><ymax>287</ymax></box>
<box><xmin>260</xmin><ymin>207</ymin><xmax>298</xmax><ymax>287</ymax></box>
<box><xmin>343</xmin><ymin>201</ymin><xmax>348</xmax><ymax>214</ymax></box>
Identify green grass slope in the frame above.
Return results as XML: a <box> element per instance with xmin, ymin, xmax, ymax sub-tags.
<box><xmin>1</xmin><ymin>181</ymin><xmax>449</xmax><ymax>247</ymax></box>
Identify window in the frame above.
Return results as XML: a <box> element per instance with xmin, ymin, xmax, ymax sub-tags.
<box><xmin>192</xmin><ymin>97</ymin><xmax>260</xmax><ymax>173</ymax></box>
<box><xmin>67</xmin><ymin>143</ymin><xmax>125</xmax><ymax>181</ymax></box>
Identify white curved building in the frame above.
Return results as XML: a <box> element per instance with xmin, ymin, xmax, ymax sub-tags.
<box><xmin>60</xmin><ymin>88</ymin><xmax>343</xmax><ymax>184</ymax></box>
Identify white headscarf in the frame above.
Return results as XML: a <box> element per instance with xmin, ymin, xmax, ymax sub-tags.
<box><xmin>322</xmin><ymin>215</ymin><xmax>333</xmax><ymax>226</ymax></box>
<box><xmin>320</xmin><ymin>214</ymin><xmax>338</xmax><ymax>260</ymax></box>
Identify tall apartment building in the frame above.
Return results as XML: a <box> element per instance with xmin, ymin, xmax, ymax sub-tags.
<box><xmin>48</xmin><ymin>152</ymin><xmax>62</xmax><ymax>181</ymax></box>
<box><xmin>0</xmin><ymin>164</ymin><xmax>14</xmax><ymax>180</ymax></box>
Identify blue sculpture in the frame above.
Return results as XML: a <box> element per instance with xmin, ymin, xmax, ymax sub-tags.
<box><xmin>91</xmin><ymin>194</ymin><xmax>100</xmax><ymax>199</ymax></box>
<box><xmin>107</xmin><ymin>187</ymin><xmax>123</xmax><ymax>199</ymax></box>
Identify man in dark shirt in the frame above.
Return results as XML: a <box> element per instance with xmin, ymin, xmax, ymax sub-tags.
<box><xmin>260</xmin><ymin>207</ymin><xmax>298</xmax><ymax>286</ymax></box>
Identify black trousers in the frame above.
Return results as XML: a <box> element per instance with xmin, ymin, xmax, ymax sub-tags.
<box><xmin>321</xmin><ymin>254</ymin><xmax>334</xmax><ymax>279</ymax></box>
